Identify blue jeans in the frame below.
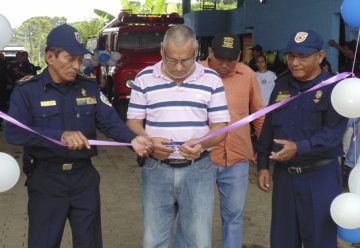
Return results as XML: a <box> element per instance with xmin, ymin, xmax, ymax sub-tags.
<box><xmin>345</xmin><ymin>118</ymin><xmax>360</xmax><ymax>168</ymax></box>
<box><xmin>215</xmin><ymin>161</ymin><xmax>249</xmax><ymax>248</ymax></box>
<box><xmin>142</xmin><ymin>155</ymin><xmax>215</xmax><ymax>248</ymax></box>
<box><xmin>175</xmin><ymin>161</ymin><xmax>249</xmax><ymax>248</ymax></box>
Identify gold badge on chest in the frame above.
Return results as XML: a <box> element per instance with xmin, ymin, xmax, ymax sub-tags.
<box><xmin>313</xmin><ymin>90</ymin><xmax>323</xmax><ymax>103</ymax></box>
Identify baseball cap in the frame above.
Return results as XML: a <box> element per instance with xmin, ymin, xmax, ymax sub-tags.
<box><xmin>46</xmin><ymin>24</ymin><xmax>90</xmax><ymax>56</ymax></box>
<box><xmin>251</xmin><ymin>44</ymin><xmax>263</xmax><ymax>52</ymax></box>
<box><xmin>211</xmin><ymin>33</ymin><xmax>241</xmax><ymax>61</ymax></box>
<box><xmin>285</xmin><ymin>30</ymin><xmax>323</xmax><ymax>54</ymax></box>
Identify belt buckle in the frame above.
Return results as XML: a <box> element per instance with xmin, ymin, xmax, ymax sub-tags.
<box><xmin>287</xmin><ymin>167</ymin><xmax>302</xmax><ymax>174</ymax></box>
<box><xmin>62</xmin><ymin>163</ymin><xmax>73</xmax><ymax>171</ymax></box>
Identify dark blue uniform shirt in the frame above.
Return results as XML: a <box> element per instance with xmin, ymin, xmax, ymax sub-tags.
<box><xmin>257</xmin><ymin>71</ymin><xmax>348</xmax><ymax>170</ymax></box>
<box><xmin>5</xmin><ymin>68</ymin><xmax>136</xmax><ymax>161</ymax></box>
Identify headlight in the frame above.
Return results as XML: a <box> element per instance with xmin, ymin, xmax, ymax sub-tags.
<box><xmin>125</xmin><ymin>79</ymin><xmax>134</xmax><ymax>88</ymax></box>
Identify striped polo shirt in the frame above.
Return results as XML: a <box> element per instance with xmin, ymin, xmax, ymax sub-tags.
<box><xmin>127</xmin><ymin>61</ymin><xmax>230</xmax><ymax>158</ymax></box>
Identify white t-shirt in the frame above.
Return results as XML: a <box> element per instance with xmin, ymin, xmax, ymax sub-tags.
<box><xmin>256</xmin><ymin>70</ymin><xmax>277</xmax><ymax>105</ymax></box>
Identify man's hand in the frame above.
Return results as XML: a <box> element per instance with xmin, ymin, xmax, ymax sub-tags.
<box><xmin>61</xmin><ymin>131</ymin><xmax>90</xmax><ymax>150</ymax></box>
<box><xmin>257</xmin><ymin>169</ymin><xmax>271</xmax><ymax>192</ymax></box>
<box><xmin>269</xmin><ymin>139</ymin><xmax>297</xmax><ymax>161</ymax></box>
<box><xmin>180</xmin><ymin>139</ymin><xmax>202</xmax><ymax>160</ymax></box>
<box><xmin>150</xmin><ymin>137</ymin><xmax>174</xmax><ymax>160</ymax></box>
<box><xmin>131</xmin><ymin>136</ymin><xmax>153</xmax><ymax>157</ymax></box>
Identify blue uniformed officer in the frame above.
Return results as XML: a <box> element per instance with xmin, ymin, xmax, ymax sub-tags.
<box><xmin>4</xmin><ymin>24</ymin><xmax>152</xmax><ymax>248</ymax></box>
<box><xmin>256</xmin><ymin>30</ymin><xmax>348</xmax><ymax>248</ymax></box>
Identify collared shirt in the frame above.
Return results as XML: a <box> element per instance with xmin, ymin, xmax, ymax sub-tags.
<box><xmin>5</xmin><ymin>68</ymin><xmax>136</xmax><ymax>161</ymax></box>
<box><xmin>257</xmin><ymin>71</ymin><xmax>348</xmax><ymax>170</ymax></box>
<box><xmin>200</xmin><ymin>60</ymin><xmax>265</xmax><ymax>166</ymax></box>
<box><xmin>127</xmin><ymin>61</ymin><xmax>230</xmax><ymax>159</ymax></box>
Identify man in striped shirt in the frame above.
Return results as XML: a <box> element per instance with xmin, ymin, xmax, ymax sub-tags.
<box><xmin>127</xmin><ymin>25</ymin><xmax>230</xmax><ymax>248</ymax></box>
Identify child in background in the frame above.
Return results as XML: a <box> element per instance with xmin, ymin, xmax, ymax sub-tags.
<box><xmin>255</xmin><ymin>54</ymin><xmax>277</xmax><ymax>105</ymax></box>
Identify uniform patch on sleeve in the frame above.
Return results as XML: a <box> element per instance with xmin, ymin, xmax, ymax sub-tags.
<box><xmin>100</xmin><ymin>92</ymin><xmax>112</xmax><ymax>107</ymax></box>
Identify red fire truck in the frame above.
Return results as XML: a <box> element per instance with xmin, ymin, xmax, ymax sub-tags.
<box><xmin>96</xmin><ymin>11</ymin><xmax>184</xmax><ymax>120</ymax></box>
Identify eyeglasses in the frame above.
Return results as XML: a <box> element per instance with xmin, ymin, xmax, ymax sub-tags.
<box><xmin>286</xmin><ymin>52</ymin><xmax>318</xmax><ymax>63</ymax></box>
<box><xmin>163</xmin><ymin>50</ymin><xmax>195</xmax><ymax>66</ymax></box>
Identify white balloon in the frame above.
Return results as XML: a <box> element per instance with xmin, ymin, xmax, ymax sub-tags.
<box><xmin>330</xmin><ymin>192</ymin><xmax>360</xmax><ymax>229</ymax></box>
<box><xmin>331</xmin><ymin>78</ymin><xmax>360</xmax><ymax>118</ymax></box>
<box><xmin>0</xmin><ymin>14</ymin><xmax>12</xmax><ymax>50</ymax></box>
<box><xmin>110</xmin><ymin>51</ymin><xmax>121</xmax><ymax>61</ymax></box>
<box><xmin>349</xmin><ymin>164</ymin><xmax>360</xmax><ymax>194</ymax></box>
<box><xmin>0</xmin><ymin>152</ymin><xmax>20</xmax><ymax>193</ymax></box>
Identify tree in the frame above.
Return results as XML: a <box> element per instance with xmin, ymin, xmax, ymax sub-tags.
<box><xmin>10</xmin><ymin>16</ymin><xmax>107</xmax><ymax>69</ymax></box>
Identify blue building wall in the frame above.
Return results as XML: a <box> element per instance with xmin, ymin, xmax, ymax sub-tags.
<box><xmin>184</xmin><ymin>0</ymin><xmax>344</xmax><ymax>72</ymax></box>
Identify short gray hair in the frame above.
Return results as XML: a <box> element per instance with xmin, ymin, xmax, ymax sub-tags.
<box><xmin>163</xmin><ymin>25</ymin><xmax>198</xmax><ymax>51</ymax></box>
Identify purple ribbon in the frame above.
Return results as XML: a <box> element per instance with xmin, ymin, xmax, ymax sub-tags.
<box><xmin>0</xmin><ymin>72</ymin><xmax>353</xmax><ymax>147</ymax></box>
<box><xmin>192</xmin><ymin>72</ymin><xmax>353</xmax><ymax>146</ymax></box>
<box><xmin>0</xmin><ymin>111</ymin><xmax>131</xmax><ymax>147</ymax></box>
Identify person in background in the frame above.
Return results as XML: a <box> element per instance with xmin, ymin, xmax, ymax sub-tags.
<box><xmin>255</xmin><ymin>54</ymin><xmax>277</xmax><ymax>105</ymax></box>
<box><xmin>342</xmin><ymin>118</ymin><xmax>360</xmax><ymax>187</ymax></box>
<box><xmin>257</xmin><ymin>30</ymin><xmax>348</xmax><ymax>248</ymax></box>
<box><xmin>0</xmin><ymin>52</ymin><xmax>7</xmax><ymax>130</ymax></box>
<box><xmin>320</xmin><ymin>57</ymin><xmax>333</xmax><ymax>73</ymax></box>
<box><xmin>5</xmin><ymin>24</ymin><xmax>152</xmax><ymax>248</ymax></box>
<box><xmin>328</xmin><ymin>39</ymin><xmax>359</xmax><ymax>75</ymax></box>
<box><xmin>248</xmin><ymin>44</ymin><xmax>263</xmax><ymax>71</ymax></box>
<box><xmin>126</xmin><ymin>25</ymin><xmax>230</xmax><ymax>248</ymax></box>
<box><xmin>8</xmin><ymin>51</ymin><xmax>37</xmax><ymax>92</ymax></box>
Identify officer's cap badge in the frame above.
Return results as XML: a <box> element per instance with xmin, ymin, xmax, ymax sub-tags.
<box><xmin>74</xmin><ymin>32</ymin><xmax>83</xmax><ymax>44</ymax></box>
<box><xmin>294</xmin><ymin>32</ymin><xmax>309</xmax><ymax>43</ymax></box>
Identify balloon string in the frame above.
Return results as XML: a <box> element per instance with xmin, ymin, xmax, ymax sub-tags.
<box><xmin>351</xmin><ymin>28</ymin><xmax>360</xmax><ymax>74</ymax></box>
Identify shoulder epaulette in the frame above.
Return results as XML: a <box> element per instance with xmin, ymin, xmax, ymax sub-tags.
<box><xmin>17</xmin><ymin>75</ymin><xmax>36</xmax><ymax>85</ymax></box>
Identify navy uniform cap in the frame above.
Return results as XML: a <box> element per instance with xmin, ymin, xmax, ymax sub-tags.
<box><xmin>285</xmin><ymin>30</ymin><xmax>323</xmax><ymax>55</ymax></box>
<box><xmin>47</xmin><ymin>24</ymin><xmax>90</xmax><ymax>56</ymax></box>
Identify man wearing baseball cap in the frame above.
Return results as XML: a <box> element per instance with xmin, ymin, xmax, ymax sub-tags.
<box><xmin>5</xmin><ymin>24</ymin><xmax>152</xmax><ymax>247</ymax></box>
<box><xmin>249</xmin><ymin>44</ymin><xmax>263</xmax><ymax>71</ymax></box>
<box><xmin>257</xmin><ymin>30</ymin><xmax>348</xmax><ymax>247</ymax></box>
<box><xmin>174</xmin><ymin>32</ymin><xmax>264</xmax><ymax>247</ymax></box>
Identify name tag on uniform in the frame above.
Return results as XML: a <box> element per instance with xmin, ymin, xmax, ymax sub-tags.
<box><xmin>275</xmin><ymin>91</ymin><xmax>291</xmax><ymax>102</ymax></box>
<box><xmin>76</xmin><ymin>97</ymin><xmax>97</xmax><ymax>105</ymax></box>
<box><xmin>40</xmin><ymin>100</ymin><xmax>57</xmax><ymax>107</ymax></box>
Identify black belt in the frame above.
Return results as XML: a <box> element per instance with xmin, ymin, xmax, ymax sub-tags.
<box><xmin>150</xmin><ymin>150</ymin><xmax>209</xmax><ymax>168</ymax></box>
<box><xmin>279</xmin><ymin>158</ymin><xmax>334</xmax><ymax>174</ymax></box>
<box><xmin>36</xmin><ymin>159</ymin><xmax>91</xmax><ymax>172</ymax></box>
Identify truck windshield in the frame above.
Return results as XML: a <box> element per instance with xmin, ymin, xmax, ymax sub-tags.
<box><xmin>118</xmin><ymin>31</ymin><xmax>166</xmax><ymax>49</ymax></box>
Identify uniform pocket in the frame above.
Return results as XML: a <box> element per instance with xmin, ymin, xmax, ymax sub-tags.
<box><xmin>300</xmin><ymin>100</ymin><xmax>327</xmax><ymax>127</ymax></box>
<box><xmin>271</xmin><ymin>104</ymin><xmax>290</xmax><ymax>127</ymax></box>
<box><xmin>73</xmin><ymin>105</ymin><xmax>96</xmax><ymax>131</ymax></box>
<box><xmin>33</xmin><ymin>107</ymin><xmax>61</xmax><ymax>127</ymax></box>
